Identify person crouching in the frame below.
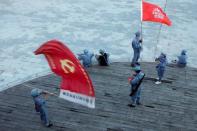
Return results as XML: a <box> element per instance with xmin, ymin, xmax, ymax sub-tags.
<box><xmin>95</xmin><ymin>49</ymin><xmax>110</xmax><ymax>66</ymax></box>
<box><xmin>78</xmin><ymin>49</ymin><xmax>94</xmax><ymax>68</ymax></box>
<box><xmin>177</xmin><ymin>50</ymin><xmax>187</xmax><ymax>67</ymax></box>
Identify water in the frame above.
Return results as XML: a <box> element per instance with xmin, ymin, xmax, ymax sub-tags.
<box><xmin>0</xmin><ymin>0</ymin><xmax>196</xmax><ymax>91</ymax></box>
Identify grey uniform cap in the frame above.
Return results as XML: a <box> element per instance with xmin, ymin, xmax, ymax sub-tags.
<box><xmin>135</xmin><ymin>31</ymin><xmax>141</xmax><ymax>37</ymax></box>
<box><xmin>31</xmin><ymin>88</ymin><xmax>42</xmax><ymax>97</ymax></box>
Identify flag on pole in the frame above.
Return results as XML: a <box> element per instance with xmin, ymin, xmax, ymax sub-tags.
<box><xmin>141</xmin><ymin>0</ymin><xmax>172</xmax><ymax>26</ymax></box>
<box><xmin>34</xmin><ymin>40</ymin><xmax>95</xmax><ymax>108</ymax></box>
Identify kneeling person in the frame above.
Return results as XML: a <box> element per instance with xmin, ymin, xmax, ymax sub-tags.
<box><xmin>78</xmin><ymin>49</ymin><xmax>94</xmax><ymax>68</ymax></box>
<box><xmin>95</xmin><ymin>49</ymin><xmax>110</xmax><ymax>66</ymax></box>
<box><xmin>177</xmin><ymin>50</ymin><xmax>187</xmax><ymax>67</ymax></box>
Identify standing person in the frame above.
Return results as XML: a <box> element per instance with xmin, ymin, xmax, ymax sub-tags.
<box><xmin>177</xmin><ymin>50</ymin><xmax>187</xmax><ymax>67</ymax></box>
<box><xmin>31</xmin><ymin>88</ymin><xmax>54</xmax><ymax>127</ymax></box>
<box><xmin>95</xmin><ymin>49</ymin><xmax>110</xmax><ymax>66</ymax></box>
<box><xmin>128</xmin><ymin>64</ymin><xmax>145</xmax><ymax>107</ymax></box>
<box><xmin>131</xmin><ymin>31</ymin><xmax>143</xmax><ymax>66</ymax></box>
<box><xmin>78</xmin><ymin>49</ymin><xmax>94</xmax><ymax>68</ymax></box>
<box><xmin>155</xmin><ymin>53</ymin><xmax>167</xmax><ymax>84</ymax></box>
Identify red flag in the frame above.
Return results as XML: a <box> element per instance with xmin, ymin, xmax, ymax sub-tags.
<box><xmin>141</xmin><ymin>0</ymin><xmax>172</xmax><ymax>26</ymax></box>
<box><xmin>34</xmin><ymin>40</ymin><xmax>95</xmax><ymax>108</ymax></box>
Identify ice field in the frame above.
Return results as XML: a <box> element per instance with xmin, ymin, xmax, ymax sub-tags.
<box><xmin>0</xmin><ymin>0</ymin><xmax>196</xmax><ymax>91</ymax></box>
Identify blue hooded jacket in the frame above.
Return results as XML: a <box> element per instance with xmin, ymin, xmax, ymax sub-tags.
<box><xmin>178</xmin><ymin>50</ymin><xmax>187</xmax><ymax>65</ymax></box>
<box><xmin>31</xmin><ymin>88</ymin><xmax>48</xmax><ymax>120</ymax></box>
<box><xmin>78</xmin><ymin>49</ymin><xmax>94</xmax><ymax>67</ymax></box>
<box><xmin>156</xmin><ymin>53</ymin><xmax>167</xmax><ymax>71</ymax></box>
<box><xmin>131</xmin><ymin>72</ymin><xmax>145</xmax><ymax>87</ymax></box>
<box><xmin>132</xmin><ymin>32</ymin><xmax>142</xmax><ymax>52</ymax></box>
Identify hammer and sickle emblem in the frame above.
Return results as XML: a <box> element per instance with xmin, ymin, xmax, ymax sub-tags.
<box><xmin>60</xmin><ymin>59</ymin><xmax>75</xmax><ymax>74</ymax></box>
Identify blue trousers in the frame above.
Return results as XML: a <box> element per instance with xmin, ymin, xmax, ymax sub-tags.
<box><xmin>131</xmin><ymin>87</ymin><xmax>141</xmax><ymax>105</ymax></box>
<box><xmin>40</xmin><ymin>107</ymin><xmax>49</xmax><ymax>126</ymax></box>
<box><xmin>132</xmin><ymin>51</ymin><xmax>140</xmax><ymax>64</ymax></box>
<box><xmin>157</xmin><ymin>68</ymin><xmax>165</xmax><ymax>81</ymax></box>
<box><xmin>83</xmin><ymin>62</ymin><xmax>91</xmax><ymax>68</ymax></box>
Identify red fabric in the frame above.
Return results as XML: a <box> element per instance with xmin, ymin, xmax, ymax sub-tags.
<box><xmin>142</xmin><ymin>0</ymin><xmax>172</xmax><ymax>26</ymax></box>
<box><xmin>34</xmin><ymin>40</ymin><xmax>95</xmax><ymax>97</ymax></box>
<box><xmin>128</xmin><ymin>77</ymin><xmax>134</xmax><ymax>83</ymax></box>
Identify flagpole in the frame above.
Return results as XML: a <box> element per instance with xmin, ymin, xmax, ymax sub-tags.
<box><xmin>140</xmin><ymin>0</ymin><xmax>143</xmax><ymax>62</ymax></box>
<box><xmin>154</xmin><ymin>0</ymin><xmax>168</xmax><ymax>58</ymax></box>
<box><xmin>141</xmin><ymin>21</ymin><xmax>143</xmax><ymax>44</ymax></box>
<box><xmin>140</xmin><ymin>0</ymin><xmax>143</xmax><ymax>40</ymax></box>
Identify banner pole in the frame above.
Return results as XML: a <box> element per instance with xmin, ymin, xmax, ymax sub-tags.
<box><xmin>154</xmin><ymin>0</ymin><xmax>168</xmax><ymax>59</ymax></box>
<box><xmin>23</xmin><ymin>84</ymin><xmax>59</xmax><ymax>97</ymax></box>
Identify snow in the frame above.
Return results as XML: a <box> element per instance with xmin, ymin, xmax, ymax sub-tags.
<box><xmin>0</xmin><ymin>0</ymin><xmax>196</xmax><ymax>91</ymax></box>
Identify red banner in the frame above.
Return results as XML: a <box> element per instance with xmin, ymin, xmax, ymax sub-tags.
<box><xmin>141</xmin><ymin>0</ymin><xmax>172</xmax><ymax>26</ymax></box>
<box><xmin>34</xmin><ymin>40</ymin><xmax>95</xmax><ymax>108</ymax></box>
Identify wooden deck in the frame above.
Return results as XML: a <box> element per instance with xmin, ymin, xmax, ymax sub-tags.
<box><xmin>0</xmin><ymin>62</ymin><xmax>197</xmax><ymax>131</ymax></box>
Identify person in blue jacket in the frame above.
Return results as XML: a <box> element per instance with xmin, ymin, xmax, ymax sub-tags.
<box><xmin>177</xmin><ymin>50</ymin><xmax>187</xmax><ymax>67</ymax></box>
<box><xmin>131</xmin><ymin>31</ymin><xmax>143</xmax><ymax>66</ymax></box>
<box><xmin>78</xmin><ymin>49</ymin><xmax>94</xmax><ymax>68</ymax></box>
<box><xmin>31</xmin><ymin>88</ymin><xmax>53</xmax><ymax>127</ymax></box>
<box><xmin>128</xmin><ymin>64</ymin><xmax>145</xmax><ymax>107</ymax></box>
<box><xmin>155</xmin><ymin>53</ymin><xmax>167</xmax><ymax>84</ymax></box>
